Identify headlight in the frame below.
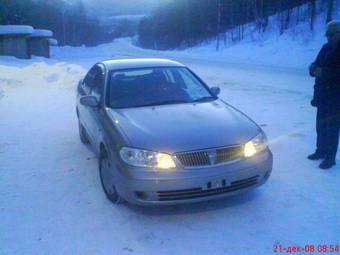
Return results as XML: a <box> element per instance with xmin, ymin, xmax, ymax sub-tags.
<box><xmin>119</xmin><ymin>147</ymin><xmax>176</xmax><ymax>170</ymax></box>
<box><xmin>244</xmin><ymin>132</ymin><xmax>267</xmax><ymax>158</ymax></box>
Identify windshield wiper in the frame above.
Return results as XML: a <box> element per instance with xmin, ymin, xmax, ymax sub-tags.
<box><xmin>191</xmin><ymin>96</ymin><xmax>216</xmax><ymax>103</ymax></box>
<box><xmin>133</xmin><ymin>99</ymin><xmax>190</xmax><ymax>108</ymax></box>
<box><xmin>118</xmin><ymin>97</ymin><xmax>216</xmax><ymax>108</ymax></box>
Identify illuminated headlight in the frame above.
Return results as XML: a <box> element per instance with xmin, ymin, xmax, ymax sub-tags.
<box><xmin>119</xmin><ymin>147</ymin><xmax>176</xmax><ymax>170</ymax></box>
<box><xmin>244</xmin><ymin>132</ymin><xmax>267</xmax><ymax>158</ymax></box>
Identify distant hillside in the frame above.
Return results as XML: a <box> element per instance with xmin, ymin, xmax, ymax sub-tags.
<box><xmin>137</xmin><ymin>0</ymin><xmax>339</xmax><ymax>50</ymax></box>
<box><xmin>169</xmin><ymin>11</ymin><xmax>337</xmax><ymax>69</ymax></box>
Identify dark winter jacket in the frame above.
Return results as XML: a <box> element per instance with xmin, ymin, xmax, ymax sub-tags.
<box><xmin>310</xmin><ymin>42</ymin><xmax>340</xmax><ymax>109</ymax></box>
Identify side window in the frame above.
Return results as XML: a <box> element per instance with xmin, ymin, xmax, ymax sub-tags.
<box><xmin>91</xmin><ymin>70</ymin><xmax>105</xmax><ymax>101</ymax></box>
<box><xmin>83</xmin><ymin>67</ymin><xmax>96</xmax><ymax>95</ymax></box>
<box><xmin>83</xmin><ymin>65</ymin><xmax>105</xmax><ymax>101</ymax></box>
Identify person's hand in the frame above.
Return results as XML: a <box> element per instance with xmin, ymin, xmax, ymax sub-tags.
<box><xmin>314</xmin><ymin>68</ymin><xmax>322</xmax><ymax>78</ymax></box>
<box><xmin>310</xmin><ymin>98</ymin><xmax>318</xmax><ymax>107</ymax></box>
<box><xmin>309</xmin><ymin>64</ymin><xmax>317</xmax><ymax>75</ymax></box>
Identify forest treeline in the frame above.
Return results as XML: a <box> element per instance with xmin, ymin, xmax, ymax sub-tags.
<box><xmin>138</xmin><ymin>0</ymin><xmax>337</xmax><ymax>50</ymax></box>
<box><xmin>0</xmin><ymin>0</ymin><xmax>112</xmax><ymax>46</ymax></box>
<box><xmin>0</xmin><ymin>0</ymin><xmax>337</xmax><ymax>48</ymax></box>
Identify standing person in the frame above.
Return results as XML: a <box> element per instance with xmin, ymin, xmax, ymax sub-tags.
<box><xmin>308</xmin><ymin>20</ymin><xmax>340</xmax><ymax>169</ymax></box>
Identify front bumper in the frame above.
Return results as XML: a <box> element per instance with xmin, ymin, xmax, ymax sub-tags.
<box><xmin>114</xmin><ymin>149</ymin><xmax>273</xmax><ymax>206</ymax></box>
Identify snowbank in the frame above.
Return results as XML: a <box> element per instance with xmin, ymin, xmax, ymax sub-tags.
<box><xmin>0</xmin><ymin>61</ymin><xmax>85</xmax><ymax>90</ymax></box>
<box><xmin>0</xmin><ymin>25</ymin><xmax>34</xmax><ymax>35</ymax></box>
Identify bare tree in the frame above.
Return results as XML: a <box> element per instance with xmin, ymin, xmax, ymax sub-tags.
<box><xmin>326</xmin><ymin>0</ymin><xmax>334</xmax><ymax>23</ymax></box>
<box><xmin>310</xmin><ymin>0</ymin><xmax>316</xmax><ymax>31</ymax></box>
<box><xmin>284</xmin><ymin>8</ymin><xmax>291</xmax><ymax>31</ymax></box>
<box><xmin>216</xmin><ymin>0</ymin><xmax>222</xmax><ymax>51</ymax></box>
<box><xmin>296</xmin><ymin>4</ymin><xmax>301</xmax><ymax>24</ymax></box>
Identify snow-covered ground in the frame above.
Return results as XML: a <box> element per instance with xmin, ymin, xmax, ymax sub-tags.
<box><xmin>1</xmin><ymin>22</ymin><xmax>340</xmax><ymax>255</ymax></box>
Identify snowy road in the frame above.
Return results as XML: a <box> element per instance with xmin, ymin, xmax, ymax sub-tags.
<box><xmin>0</xmin><ymin>41</ymin><xmax>339</xmax><ymax>255</ymax></box>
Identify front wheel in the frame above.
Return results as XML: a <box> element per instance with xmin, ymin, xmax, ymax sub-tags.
<box><xmin>99</xmin><ymin>153</ymin><xmax>123</xmax><ymax>204</ymax></box>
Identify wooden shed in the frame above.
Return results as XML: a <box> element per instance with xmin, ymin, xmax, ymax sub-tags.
<box><xmin>29</xmin><ymin>29</ymin><xmax>53</xmax><ymax>58</ymax></box>
<box><xmin>0</xmin><ymin>25</ymin><xmax>34</xmax><ymax>59</ymax></box>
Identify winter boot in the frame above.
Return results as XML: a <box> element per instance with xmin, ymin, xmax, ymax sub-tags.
<box><xmin>307</xmin><ymin>152</ymin><xmax>325</xmax><ymax>160</ymax></box>
<box><xmin>319</xmin><ymin>158</ymin><xmax>336</xmax><ymax>169</ymax></box>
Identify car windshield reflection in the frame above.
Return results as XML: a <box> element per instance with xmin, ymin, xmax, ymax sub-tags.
<box><xmin>107</xmin><ymin>67</ymin><xmax>216</xmax><ymax>108</ymax></box>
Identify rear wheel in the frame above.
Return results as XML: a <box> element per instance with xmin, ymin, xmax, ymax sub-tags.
<box><xmin>78</xmin><ymin>121</ymin><xmax>89</xmax><ymax>144</ymax></box>
<box><xmin>99</xmin><ymin>151</ymin><xmax>122</xmax><ymax>204</ymax></box>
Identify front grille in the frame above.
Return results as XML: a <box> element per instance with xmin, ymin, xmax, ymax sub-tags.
<box><xmin>157</xmin><ymin>175</ymin><xmax>259</xmax><ymax>201</ymax></box>
<box><xmin>175</xmin><ymin>145</ymin><xmax>243</xmax><ymax>167</ymax></box>
<box><xmin>176</xmin><ymin>151</ymin><xmax>210</xmax><ymax>167</ymax></box>
<box><xmin>216</xmin><ymin>146</ymin><xmax>243</xmax><ymax>164</ymax></box>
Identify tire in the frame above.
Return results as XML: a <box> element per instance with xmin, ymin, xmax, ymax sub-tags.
<box><xmin>78</xmin><ymin>121</ymin><xmax>89</xmax><ymax>144</ymax></box>
<box><xmin>99</xmin><ymin>151</ymin><xmax>123</xmax><ymax>204</ymax></box>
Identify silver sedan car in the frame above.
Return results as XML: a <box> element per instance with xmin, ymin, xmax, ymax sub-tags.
<box><xmin>76</xmin><ymin>58</ymin><xmax>273</xmax><ymax>205</ymax></box>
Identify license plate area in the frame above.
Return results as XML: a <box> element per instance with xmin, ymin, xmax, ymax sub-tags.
<box><xmin>204</xmin><ymin>179</ymin><xmax>229</xmax><ymax>190</ymax></box>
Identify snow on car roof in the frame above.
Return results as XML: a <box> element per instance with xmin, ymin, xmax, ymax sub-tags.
<box><xmin>0</xmin><ymin>25</ymin><xmax>34</xmax><ymax>35</ymax></box>
<box><xmin>102</xmin><ymin>58</ymin><xmax>185</xmax><ymax>70</ymax></box>
<box><xmin>31</xmin><ymin>29</ymin><xmax>53</xmax><ymax>38</ymax></box>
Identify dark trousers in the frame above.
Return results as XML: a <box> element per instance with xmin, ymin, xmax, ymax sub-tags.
<box><xmin>316</xmin><ymin>107</ymin><xmax>340</xmax><ymax>160</ymax></box>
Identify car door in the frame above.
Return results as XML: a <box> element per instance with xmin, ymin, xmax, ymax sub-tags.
<box><xmin>78</xmin><ymin>67</ymin><xmax>94</xmax><ymax>140</ymax></box>
<box><xmin>78</xmin><ymin>65</ymin><xmax>102</xmax><ymax>144</ymax></box>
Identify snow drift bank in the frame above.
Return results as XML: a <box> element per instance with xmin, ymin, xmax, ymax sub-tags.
<box><xmin>0</xmin><ymin>61</ymin><xmax>85</xmax><ymax>90</ymax></box>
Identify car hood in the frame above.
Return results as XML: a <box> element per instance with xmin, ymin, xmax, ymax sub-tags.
<box><xmin>107</xmin><ymin>99</ymin><xmax>260</xmax><ymax>153</ymax></box>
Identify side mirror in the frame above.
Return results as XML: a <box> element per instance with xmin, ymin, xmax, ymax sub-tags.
<box><xmin>80</xmin><ymin>96</ymin><xmax>99</xmax><ymax>108</ymax></box>
<box><xmin>210</xmin><ymin>86</ymin><xmax>221</xmax><ymax>96</ymax></box>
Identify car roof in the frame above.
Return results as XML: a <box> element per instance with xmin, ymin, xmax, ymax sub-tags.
<box><xmin>101</xmin><ymin>58</ymin><xmax>185</xmax><ymax>71</ymax></box>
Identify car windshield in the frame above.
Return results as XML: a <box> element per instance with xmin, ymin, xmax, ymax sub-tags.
<box><xmin>107</xmin><ymin>67</ymin><xmax>216</xmax><ymax>108</ymax></box>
